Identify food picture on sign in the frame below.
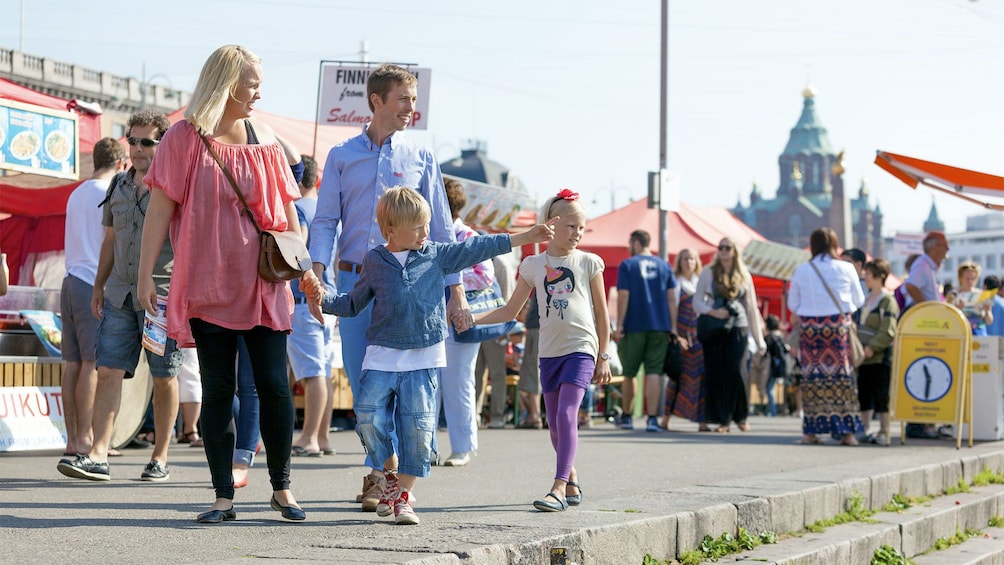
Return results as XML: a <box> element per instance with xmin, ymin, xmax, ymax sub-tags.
<box><xmin>45</xmin><ymin>130</ymin><xmax>72</xmax><ymax>162</ymax></box>
<box><xmin>9</xmin><ymin>130</ymin><xmax>41</xmax><ymax>161</ymax></box>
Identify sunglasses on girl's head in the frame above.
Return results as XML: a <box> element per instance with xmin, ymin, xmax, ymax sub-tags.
<box><xmin>718</xmin><ymin>245</ymin><xmax>733</xmax><ymax>251</ymax></box>
<box><xmin>127</xmin><ymin>137</ymin><xmax>159</xmax><ymax>147</ymax></box>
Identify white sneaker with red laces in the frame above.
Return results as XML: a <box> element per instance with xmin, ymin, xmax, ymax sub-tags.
<box><xmin>376</xmin><ymin>471</ymin><xmax>399</xmax><ymax>517</ymax></box>
<box><xmin>394</xmin><ymin>490</ymin><xmax>419</xmax><ymax>525</ymax></box>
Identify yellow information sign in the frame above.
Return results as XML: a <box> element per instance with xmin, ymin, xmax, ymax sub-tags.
<box><xmin>890</xmin><ymin>301</ymin><xmax>972</xmax><ymax>448</ymax></box>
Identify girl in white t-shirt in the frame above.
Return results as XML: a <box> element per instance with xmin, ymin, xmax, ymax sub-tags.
<box><xmin>478</xmin><ymin>189</ymin><xmax>612</xmax><ymax>512</ymax></box>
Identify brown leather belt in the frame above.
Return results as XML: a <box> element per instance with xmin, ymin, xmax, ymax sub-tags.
<box><xmin>337</xmin><ymin>260</ymin><xmax>363</xmax><ymax>274</ymax></box>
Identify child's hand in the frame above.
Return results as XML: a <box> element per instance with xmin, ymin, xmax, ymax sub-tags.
<box><xmin>308</xmin><ymin>300</ymin><xmax>324</xmax><ymax>324</ymax></box>
<box><xmin>301</xmin><ymin>272</ymin><xmax>324</xmax><ymax>302</ymax></box>
<box><xmin>592</xmin><ymin>355</ymin><xmax>612</xmax><ymax>385</ymax></box>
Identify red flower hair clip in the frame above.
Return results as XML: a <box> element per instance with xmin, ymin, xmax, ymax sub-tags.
<box><xmin>556</xmin><ymin>188</ymin><xmax>579</xmax><ymax>201</ymax></box>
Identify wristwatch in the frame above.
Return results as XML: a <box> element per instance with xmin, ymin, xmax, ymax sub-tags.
<box><xmin>599</xmin><ymin>352</ymin><xmax>611</xmax><ymax>361</ymax></box>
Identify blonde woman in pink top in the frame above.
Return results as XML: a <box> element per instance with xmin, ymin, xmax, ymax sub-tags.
<box><xmin>138</xmin><ymin>45</ymin><xmax>317</xmax><ymax>524</ymax></box>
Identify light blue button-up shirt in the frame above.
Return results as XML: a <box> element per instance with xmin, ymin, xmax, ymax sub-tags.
<box><xmin>309</xmin><ymin>125</ymin><xmax>458</xmax><ymax>287</ymax></box>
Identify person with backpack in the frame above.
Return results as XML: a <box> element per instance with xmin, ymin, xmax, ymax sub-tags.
<box><xmin>763</xmin><ymin>315</ymin><xmax>790</xmax><ymax>417</ymax></box>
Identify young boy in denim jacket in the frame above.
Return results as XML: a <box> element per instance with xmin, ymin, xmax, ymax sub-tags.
<box><xmin>304</xmin><ymin>187</ymin><xmax>555</xmax><ymax>524</ymax></box>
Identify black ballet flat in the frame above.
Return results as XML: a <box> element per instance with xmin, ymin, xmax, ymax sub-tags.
<box><xmin>270</xmin><ymin>495</ymin><xmax>306</xmax><ymax>521</ymax></box>
<box><xmin>195</xmin><ymin>506</ymin><xmax>236</xmax><ymax>524</ymax></box>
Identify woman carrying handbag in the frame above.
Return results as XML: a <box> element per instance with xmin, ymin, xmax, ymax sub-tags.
<box><xmin>787</xmin><ymin>228</ymin><xmax>866</xmax><ymax>446</ymax></box>
<box><xmin>692</xmin><ymin>238</ymin><xmax>765</xmax><ymax>433</ymax></box>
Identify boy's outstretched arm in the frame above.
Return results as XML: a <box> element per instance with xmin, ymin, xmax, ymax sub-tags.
<box><xmin>509</xmin><ymin>217</ymin><xmax>558</xmax><ymax>248</ymax></box>
<box><xmin>477</xmin><ymin>278</ymin><xmax>532</xmax><ymax>326</ymax></box>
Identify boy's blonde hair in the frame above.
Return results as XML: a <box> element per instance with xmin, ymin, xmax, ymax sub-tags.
<box><xmin>377</xmin><ymin>187</ymin><xmax>431</xmax><ymax>240</ymax></box>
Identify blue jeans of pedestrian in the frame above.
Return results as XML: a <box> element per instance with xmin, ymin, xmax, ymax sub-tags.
<box><xmin>355</xmin><ymin>368</ymin><xmax>438</xmax><ymax>478</ymax></box>
<box><xmin>337</xmin><ymin>268</ymin><xmax>397</xmax><ymax>470</ymax></box>
<box><xmin>232</xmin><ymin>336</ymin><xmax>260</xmax><ymax>466</ymax></box>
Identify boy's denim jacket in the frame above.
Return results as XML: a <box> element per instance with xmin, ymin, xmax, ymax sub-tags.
<box><xmin>321</xmin><ymin>233</ymin><xmax>512</xmax><ymax>350</ymax></box>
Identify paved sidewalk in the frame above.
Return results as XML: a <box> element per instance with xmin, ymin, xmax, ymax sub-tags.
<box><xmin>2</xmin><ymin>416</ymin><xmax>1002</xmax><ymax>564</ymax></box>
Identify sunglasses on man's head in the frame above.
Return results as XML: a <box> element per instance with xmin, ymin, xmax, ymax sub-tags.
<box><xmin>127</xmin><ymin>137</ymin><xmax>159</xmax><ymax>147</ymax></box>
<box><xmin>718</xmin><ymin>245</ymin><xmax>733</xmax><ymax>251</ymax></box>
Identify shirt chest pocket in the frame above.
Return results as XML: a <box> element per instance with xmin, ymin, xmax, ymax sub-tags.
<box><xmin>109</xmin><ymin>199</ymin><xmax>139</xmax><ymax>224</ymax></box>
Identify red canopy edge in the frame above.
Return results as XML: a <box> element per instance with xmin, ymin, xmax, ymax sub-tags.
<box><xmin>874</xmin><ymin>150</ymin><xmax>1004</xmax><ymax>210</ymax></box>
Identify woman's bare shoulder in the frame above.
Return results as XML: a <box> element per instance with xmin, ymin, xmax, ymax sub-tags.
<box><xmin>247</xmin><ymin>117</ymin><xmax>278</xmax><ymax>144</ymax></box>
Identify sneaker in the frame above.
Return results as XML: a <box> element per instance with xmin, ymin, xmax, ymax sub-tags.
<box><xmin>376</xmin><ymin>471</ymin><xmax>399</xmax><ymax>517</ymax></box>
<box><xmin>140</xmin><ymin>460</ymin><xmax>170</xmax><ymax>482</ymax></box>
<box><xmin>443</xmin><ymin>452</ymin><xmax>470</xmax><ymax>467</ymax></box>
<box><xmin>620</xmin><ymin>415</ymin><xmax>634</xmax><ymax>430</ymax></box>
<box><xmin>645</xmin><ymin>417</ymin><xmax>662</xmax><ymax>433</ymax></box>
<box><xmin>394</xmin><ymin>490</ymin><xmax>420</xmax><ymax>525</ymax></box>
<box><xmin>360</xmin><ymin>473</ymin><xmax>386</xmax><ymax>512</ymax></box>
<box><xmin>356</xmin><ymin>474</ymin><xmax>375</xmax><ymax>503</ymax></box>
<box><xmin>57</xmin><ymin>454</ymin><xmax>110</xmax><ymax>481</ymax></box>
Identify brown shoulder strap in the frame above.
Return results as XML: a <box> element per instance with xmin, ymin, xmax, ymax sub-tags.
<box><xmin>198</xmin><ymin>133</ymin><xmax>262</xmax><ymax>234</ymax></box>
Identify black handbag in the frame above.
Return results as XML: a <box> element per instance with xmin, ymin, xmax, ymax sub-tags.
<box><xmin>664</xmin><ymin>336</ymin><xmax>682</xmax><ymax>382</ymax></box>
<box><xmin>696</xmin><ymin>278</ymin><xmax>737</xmax><ymax>343</ymax></box>
<box><xmin>696</xmin><ymin>313</ymin><xmax>735</xmax><ymax>343</ymax></box>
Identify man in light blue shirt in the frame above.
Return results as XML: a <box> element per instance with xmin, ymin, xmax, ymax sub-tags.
<box><xmin>309</xmin><ymin>64</ymin><xmax>469</xmax><ymax>511</ymax></box>
<box><xmin>904</xmin><ymin>231</ymin><xmax>948</xmax><ymax>308</ymax></box>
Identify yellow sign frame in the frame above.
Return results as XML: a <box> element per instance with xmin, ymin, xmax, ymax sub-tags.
<box><xmin>889</xmin><ymin>301</ymin><xmax>972</xmax><ymax>448</ymax></box>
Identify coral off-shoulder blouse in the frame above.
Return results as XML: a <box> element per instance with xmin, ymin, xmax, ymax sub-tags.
<box><xmin>145</xmin><ymin>119</ymin><xmax>300</xmax><ymax>348</ymax></box>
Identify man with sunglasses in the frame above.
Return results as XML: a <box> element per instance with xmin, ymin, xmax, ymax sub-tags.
<box><xmin>58</xmin><ymin>110</ymin><xmax>183</xmax><ymax>483</ymax></box>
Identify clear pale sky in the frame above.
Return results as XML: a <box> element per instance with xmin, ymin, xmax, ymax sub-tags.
<box><xmin>4</xmin><ymin>0</ymin><xmax>1001</xmax><ymax>236</ymax></box>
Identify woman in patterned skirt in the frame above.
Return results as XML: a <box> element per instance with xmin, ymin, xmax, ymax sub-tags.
<box><xmin>661</xmin><ymin>248</ymin><xmax>710</xmax><ymax>431</ymax></box>
<box><xmin>788</xmin><ymin>227</ymin><xmax>866</xmax><ymax>445</ymax></box>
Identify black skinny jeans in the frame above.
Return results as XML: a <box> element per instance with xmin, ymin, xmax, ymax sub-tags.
<box><xmin>189</xmin><ymin>318</ymin><xmax>293</xmax><ymax>500</ymax></box>
<box><xmin>702</xmin><ymin>326</ymin><xmax>749</xmax><ymax>426</ymax></box>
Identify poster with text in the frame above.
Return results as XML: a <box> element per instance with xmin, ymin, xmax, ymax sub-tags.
<box><xmin>316</xmin><ymin>63</ymin><xmax>431</xmax><ymax>130</ymax></box>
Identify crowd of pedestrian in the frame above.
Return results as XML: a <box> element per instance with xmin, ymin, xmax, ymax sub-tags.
<box><xmin>48</xmin><ymin>42</ymin><xmax>993</xmax><ymax>527</ymax></box>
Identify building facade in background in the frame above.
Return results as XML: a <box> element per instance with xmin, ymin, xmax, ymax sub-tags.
<box><xmin>731</xmin><ymin>86</ymin><xmax>884</xmax><ymax>258</ymax></box>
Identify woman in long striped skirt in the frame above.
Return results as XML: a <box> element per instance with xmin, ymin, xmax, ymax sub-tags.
<box><xmin>661</xmin><ymin>248</ymin><xmax>710</xmax><ymax>431</ymax></box>
<box><xmin>788</xmin><ymin>228</ymin><xmax>866</xmax><ymax>445</ymax></box>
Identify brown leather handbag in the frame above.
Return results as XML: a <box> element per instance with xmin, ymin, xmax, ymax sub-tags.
<box><xmin>200</xmin><ymin>134</ymin><xmax>311</xmax><ymax>282</ymax></box>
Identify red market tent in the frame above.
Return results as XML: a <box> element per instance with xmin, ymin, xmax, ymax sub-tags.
<box><xmin>874</xmin><ymin>150</ymin><xmax>1004</xmax><ymax>210</ymax></box>
<box><xmin>0</xmin><ymin>77</ymin><xmax>102</xmax><ymax>151</ymax></box>
<box><xmin>0</xmin><ymin>108</ymin><xmax>356</xmax><ymax>285</ymax></box>
<box><xmin>576</xmin><ymin>197</ymin><xmax>788</xmax><ymax>318</ymax></box>
<box><xmin>579</xmin><ymin>197</ymin><xmax>766</xmax><ymax>276</ymax></box>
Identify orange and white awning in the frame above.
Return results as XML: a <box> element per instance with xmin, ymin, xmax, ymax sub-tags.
<box><xmin>874</xmin><ymin>150</ymin><xmax>1004</xmax><ymax>210</ymax></box>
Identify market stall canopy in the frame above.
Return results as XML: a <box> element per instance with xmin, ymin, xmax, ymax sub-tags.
<box><xmin>164</xmin><ymin>107</ymin><xmax>356</xmax><ymax>169</ymax></box>
<box><xmin>874</xmin><ymin>150</ymin><xmax>1004</xmax><ymax>210</ymax></box>
<box><xmin>578</xmin><ymin>197</ymin><xmax>765</xmax><ymax>268</ymax></box>
<box><xmin>0</xmin><ymin>77</ymin><xmax>101</xmax><ymax>150</ymax></box>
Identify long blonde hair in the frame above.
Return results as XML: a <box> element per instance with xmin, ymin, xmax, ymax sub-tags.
<box><xmin>710</xmin><ymin>237</ymin><xmax>749</xmax><ymax>300</ymax></box>
<box><xmin>185</xmin><ymin>45</ymin><xmax>261</xmax><ymax>134</ymax></box>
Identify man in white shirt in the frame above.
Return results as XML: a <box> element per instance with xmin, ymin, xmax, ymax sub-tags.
<box><xmin>59</xmin><ymin>138</ymin><xmax>127</xmax><ymax>457</ymax></box>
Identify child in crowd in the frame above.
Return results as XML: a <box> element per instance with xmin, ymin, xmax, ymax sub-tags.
<box><xmin>763</xmin><ymin>314</ymin><xmax>790</xmax><ymax>417</ymax></box>
<box><xmin>304</xmin><ymin>187</ymin><xmax>555</xmax><ymax>525</ymax></box>
<box><xmin>478</xmin><ymin>188</ymin><xmax>612</xmax><ymax>512</ymax></box>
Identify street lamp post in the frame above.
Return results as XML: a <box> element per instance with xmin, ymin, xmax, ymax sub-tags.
<box><xmin>139</xmin><ymin>62</ymin><xmax>174</xmax><ymax>110</ymax></box>
<box><xmin>593</xmin><ymin>181</ymin><xmax>634</xmax><ymax>215</ymax></box>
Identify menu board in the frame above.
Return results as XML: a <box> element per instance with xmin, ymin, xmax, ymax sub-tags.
<box><xmin>450</xmin><ymin>175</ymin><xmax>536</xmax><ymax>231</ymax></box>
<box><xmin>0</xmin><ymin>99</ymin><xmax>79</xmax><ymax>180</ymax></box>
<box><xmin>742</xmin><ymin>239</ymin><xmax>811</xmax><ymax>282</ymax></box>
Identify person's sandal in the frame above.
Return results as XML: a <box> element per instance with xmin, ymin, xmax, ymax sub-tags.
<box><xmin>565</xmin><ymin>482</ymin><xmax>583</xmax><ymax>506</ymax></box>
<box><xmin>533</xmin><ymin>492</ymin><xmax>568</xmax><ymax>512</ymax></box>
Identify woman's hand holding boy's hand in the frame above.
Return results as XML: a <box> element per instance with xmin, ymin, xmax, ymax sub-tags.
<box><xmin>301</xmin><ymin>272</ymin><xmax>325</xmax><ymax>323</ymax></box>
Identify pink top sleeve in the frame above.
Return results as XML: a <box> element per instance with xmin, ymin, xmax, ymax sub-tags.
<box><xmin>146</xmin><ymin>120</ymin><xmax>300</xmax><ymax>347</ymax></box>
